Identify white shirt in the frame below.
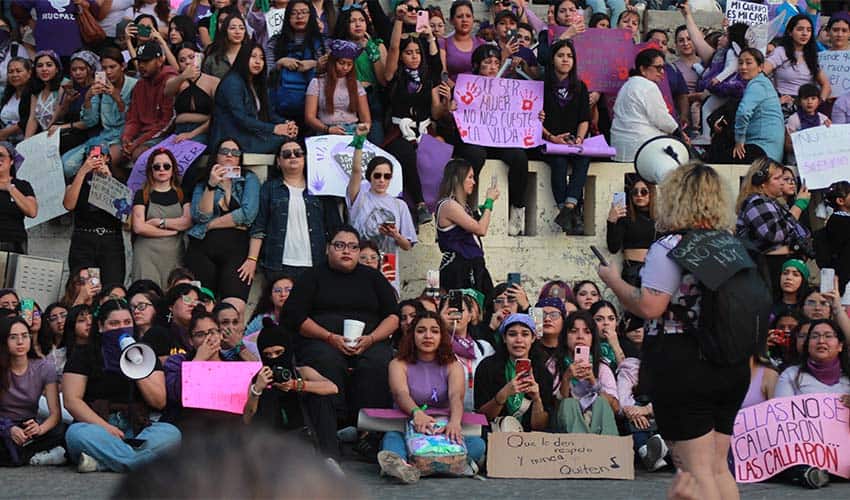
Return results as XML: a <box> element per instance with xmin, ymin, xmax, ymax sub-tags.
<box><xmin>611</xmin><ymin>76</ymin><xmax>679</xmax><ymax>162</ymax></box>
<box><xmin>101</xmin><ymin>0</ymin><xmax>134</xmax><ymax>37</ymax></box>
<box><xmin>282</xmin><ymin>184</ymin><xmax>312</xmax><ymax>267</ymax></box>
<box><xmin>0</xmin><ymin>94</ymin><xmax>20</xmax><ymax>128</ymax></box>
<box><xmin>774</xmin><ymin>365</ymin><xmax>850</xmax><ymax>398</ymax></box>
<box><xmin>347</xmin><ymin>189</ymin><xmax>417</xmax><ymax>255</ymax></box>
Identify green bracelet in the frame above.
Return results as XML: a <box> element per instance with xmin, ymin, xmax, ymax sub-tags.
<box><xmin>349</xmin><ymin>134</ymin><xmax>367</xmax><ymax>150</ymax></box>
<box><xmin>794</xmin><ymin>198</ymin><xmax>810</xmax><ymax>211</ymax></box>
<box><xmin>478</xmin><ymin>198</ymin><xmax>494</xmax><ymax>212</ymax></box>
<box><xmin>411</xmin><ymin>404</ymin><xmax>428</xmax><ymax>416</ymax></box>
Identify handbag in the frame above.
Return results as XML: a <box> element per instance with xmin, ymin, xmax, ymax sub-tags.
<box><xmin>77</xmin><ymin>4</ymin><xmax>106</xmax><ymax>45</ymax></box>
<box><xmin>404</xmin><ymin>417</ymin><xmax>467</xmax><ymax>476</ymax></box>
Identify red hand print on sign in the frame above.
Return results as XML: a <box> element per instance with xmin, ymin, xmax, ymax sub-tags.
<box><xmin>459</xmin><ymin>81</ymin><xmax>481</xmax><ymax>105</ymax></box>
<box><xmin>520</xmin><ymin>89</ymin><xmax>538</xmax><ymax>111</ymax></box>
<box><xmin>523</xmin><ymin>129</ymin><xmax>535</xmax><ymax>147</ymax></box>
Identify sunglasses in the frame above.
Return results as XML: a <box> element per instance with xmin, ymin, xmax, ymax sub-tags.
<box><xmin>279</xmin><ymin>149</ymin><xmax>304</xmax><ymax>159</ymax></box>
<box><xmin>650</xmin><ymin>64</ymin><xmax>666</xmax><ymax>72</ymax></box>
<box><xmin>631</xmin><ymin>187</ymin><xmax>649</xmax><ymax>196</ymax></box>
<box><xmin>218</xmin><ymin>147</ymin><xmax>242</xmax><ymax>157</ymax></box>
<box><xmin>372</xmin><ymin>172</ymin><xmax>392</xmax><ymax>180</ymax></box>
<box><xmin>152</xmin><ymin>163</ymin><xmax>172</xmax><ymax>171</ymax></box>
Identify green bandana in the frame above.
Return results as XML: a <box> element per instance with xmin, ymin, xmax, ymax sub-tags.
<box><xmin>599</xmin><ymin>341</ymin><xmax>617</xmax><ymax>371</ymax></box>
<box><xmin>504</xmin><ymin>359</ymin><xmax>524</xmax><ymax>415</ymax></box>
<box><xmin>563</xmin><ymin>353</ymin><xmax>595</xmax><ymax>385</ymax></box>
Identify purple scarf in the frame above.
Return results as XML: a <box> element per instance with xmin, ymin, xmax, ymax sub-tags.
<box><xmin>797</xmin><ymin>109</ymin><xmax>821</xmax><ymax>130</ymax></box>
<box><xmin>555</xmin><ymin>78</ymin><xmax>572</xmax><ymax>107</ymax></box>
<box><xmin>807</xmin><ymin>357</ymin><xmax>841</xmax><ymax>386</ymax></box>
<box><xmin>452</xmin><ymin>335</ymin><xmax>476</xmax><ymax>359</ymax></box>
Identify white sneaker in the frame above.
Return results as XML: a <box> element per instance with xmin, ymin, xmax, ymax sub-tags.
<box><xmin>77</xmin><ymin>452</ymin><xmax>100</xmax><ymax>473</ymax></box>
<box><xmin>508</xmin><ymin>206</ymin><xmax>525</xmax><ymax>236</ymax></box>
<box><xmin>641</xmin><ymin>434</ymin><xmax>668</xmax><ymax>470</ymax></box>
<box><xmin>29</xmin><ymin>446</ymin><xmax>67</xmax><ymax>466</ymax></box>
<box><xmin>378</xmin><ymin>450</ymin><xmax>420</xmax><ymax>484</ymax></box>
<box><xmin>325</xmin><ymin>457</ymin><xmax>346</xmax><ymax>478</ymax></box>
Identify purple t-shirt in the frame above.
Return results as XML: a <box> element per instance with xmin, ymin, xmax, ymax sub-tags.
<box><xmin>16</xmin><ymin>0</ymin><xmax>91</xmax><ymax>56</ymax></box>
<box><xmin>439</xmin><ymin>36</ymin><xmax>484</xmax><ymax>81</ymax></box>
<box><xmin>0</xmin><ymin>358</ymin><xmax>57</xmax><ymax>421</ymax></box>
<box><xmin>767</xmin><ymin>46</ymin><xmax>816</xmax><ymax>96</ymax></box>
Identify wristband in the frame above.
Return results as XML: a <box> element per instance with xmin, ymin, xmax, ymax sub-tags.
<box><xmin>206</xmin><ymin>182</ymin><xmax>217</xmax><ymax>191</ymax></box>
<box><xmin>411</xmin><ymin>404</ymin><xmax>428</xmax><ymax>416</ymax></box>
<box><xmin>349</xmin><ymin>133</ymin><xmax>367</xmax><ymax>150</ymax></box>
<box><xmin>478</xmin><ymin>198</ymin><xmax>494</xmax><ymax>212</ymax></box>
<box><xmin>247</xmin><ymin>255</ymin><xmax>258</xmax><ymax>262</ymax></box>
<box><xmin>250</xmin><ymin>384</ymin><xmax>263</xmax><ymax>397</ymax></box>
<box><xmin>794</xmin><ymin>198</ymin><xmax>810</xmax><ymax>211</ymax></box>
<box><xmin>296</xmin><ymin>378</ymin><xmax>304</xmax><ymax>392</ymax></box>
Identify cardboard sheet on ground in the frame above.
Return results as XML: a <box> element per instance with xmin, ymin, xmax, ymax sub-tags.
<box><xmin>819</xmin><ymin>51</ymin><xmax>850</xmax><ymax>98</ymax></box>
<box><xmin>790</xmin><ymin>124</ymin><xmax>850</xmax><ymax>189</ymax></box>
<box><xmin>89</xmin><ymin>174</ymin><xmax>133</xmax><ymax>222</ymax></box>
<box><xmin>16</xmin><ymin>132</ymin><xmax>67</xmax><ymax>228</ymax></box>
<box><xmin>129</xmin><ymin>135</ymin><xmax>206</xmax><ymax>193</ymax></box>
<box><xmin>358</xmin><ymin>408</ymin><xmax>487</xmax><ymax>437</ymax></box>
<box><xmin>732</xmin><ymin>393</ymin><xmax>850</xmax><ymax>482</ymax></box>
<box><xmin>305</xmin><ymin>135</ymin><xmax>403</xmax><ymax>198</ymax></box>
<box><xmin>452</xmin><ymin>74</ymin><xmax>543</xmax><ymax>148</ymax></box>
<box><xmin>541</xmin><ymin>134</ymin><xmax>616</xmax><ymax>157</ymax></box>
<box><xmin>416</xmin><ymin>134</ymin><xmax>453</xmax><ymax>211</ymax></box>
<box><xmin>182</xmin><ymin>361</ymin><xmax>262</xmax><ymax>414</ymax></box>
<box><xmin>666</xmin><ymin>230</ymin><xmax>754</xmax><ymax>290</ymax></box>
<box><xmin>487</xmin><ymin>432</ymin><xmax>634</xmax><ymax>479</ymax></box>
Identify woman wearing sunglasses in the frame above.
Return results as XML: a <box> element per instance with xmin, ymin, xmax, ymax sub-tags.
<box><xmin>606</xmin><ymin>177</ymin><xmax>656</xmax><ymax>287</ymax></box>
<box><xmin>239</xmin><ymin>138</ymin><xmax>341</xmax><ymax>286</ymax></box>
<box><xmin>132</xmin><ymin>149</ymin><xmax>193</xmax><ymax>289</ymax></box>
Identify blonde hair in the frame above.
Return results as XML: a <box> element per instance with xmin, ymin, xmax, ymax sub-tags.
<box><xmin>655</xmin><ymin>161</ymin><xmax>735</xmax><ymax>233</ymax></box>
<box><xmin>735</xmin><ymin>157</ymin><xmax>784</xmax><ymax>211</ymax></box>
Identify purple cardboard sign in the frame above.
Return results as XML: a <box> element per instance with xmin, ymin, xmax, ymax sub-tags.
<box><xmin>416</xmin><ymin>134</ymin><xmax>454</xmax><ymax>211</ymax></box>
<box><xmin>541</xmin><ymin>134</ymin><xmax>616</xmax><ymax>157</ymax></box>
<box><xmin>452</xmin><ymin>74</ymin><xmax>544</xmax><ymax>148</ymax></box>
<box><xmin>128</xmin><ymin>135</ymin><xmax>207</xmax><ymax>193</ymax></box>
<box><xmin>573</xmin><ymin>28</ymin><xmax>634</xmax><ymax>94</ymax></box>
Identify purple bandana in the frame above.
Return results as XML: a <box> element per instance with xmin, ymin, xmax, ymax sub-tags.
<box><xmin>452</xmin><ymin>335</ymin><xmax>476</xmax><ymax>359</ymax></box>
<box><xmin>555</xmin><ymin>78</ymin><xmax>572</xmax><ymax>107</ymax></box>
<box><xmin>807</xmin><ymin>357</ymin><xmax>841</xmax><ymax>386</ymax></box>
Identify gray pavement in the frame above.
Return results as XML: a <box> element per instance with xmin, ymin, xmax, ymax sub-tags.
<box><xmin>3</xmin><ymin>460</ymin><xmax>848</xmax><ymax>499</ymax></box>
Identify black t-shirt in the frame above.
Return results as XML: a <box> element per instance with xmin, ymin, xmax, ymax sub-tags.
<box><xmin>0</xmin><ymin>179</ymin><xmax>34</xmax><ymax>243</ymax></box>
<box><xmin>474</xmin><ymin>352</ymin><xmax>555</xmax><ymax>431</ymax></box>
<box><xmin>73</xmin><ymin>174</ymin><xmax>122</xmax><ymax>231</ymax></box>
<box><xmin>133</xmin><ymin>189</ymin><xmax>181</xmax><ymax>209</ymax></box>
<box><xmin>543</xmin><ymin>80</ymin><xmax>591</xmax><ymax>136</ymax></box>
<box><xmin>64</xmin><ymin>343</ymin><xmax>164</xmax><ymax>405</ymax></box>
<box><xmin>143</xmin><ymin>324</ymin><xmax>190</xmax><ymax>358</ymax></box>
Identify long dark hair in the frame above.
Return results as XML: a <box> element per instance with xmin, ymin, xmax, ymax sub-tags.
<box><xmin>726</xmin><ymin>22</ymin><xmax>750</xmax><ymax>52</ymax></box>
<box><xmin>134</xmin><ymin>0</ymin><xmax>170</xmax><ymax>24</ymax></box>
<box><xmin>169</xmin><ymin>15</ymin><xmax>198</xmax><ymax>48</ymax></box>
<box><xmin>545</xmin><ymin>39</ymin><xmax>580</xmax><ymax>97</ymax></box>
<box><xmin>249</xmin><ymin>274</ymin><xmax>296</xmax><ymax>323</ymax></box>
<box><xmin>1</xmin><ymin>57</ymin><xmax>31</xmax><ymax>107</ymax></box>
<box><xmin>231</xmin><ymin>43</ymin><xmax>272</xmax><ymax>121</ymax></box>
<box><xmin>393</xmin><ymin>36</ymin><xmax>431</xmax><ymax>96</ymax></box>
<box><xmin>61</xmin><ymin>304</ymin><xmax>94</xmax><ymax>360</ymax></box>
<box><xmin>0</xmin><ymin>316</ymin><xmax>36</xmax><ymax>398</ymax></box>
<box><xmin>782</xmin><ymin>14</ymin><xmax>819</xmax><ymax>77</ymax></box>
<box><xmin>38</xmin><ymin>303</ymin><xmax>67</xmax><ymax>356</ymax></box>
<box><xmin>206</xmin><ymin>13</ymin><xmax>246</xmax><ymax>60</ymax></box>
<box><xmin>333</xmin><ymin>4</ymin><xmax>375</xmax><ymax>40</ymax></box>
<box><xmin>396</xmin><ymin>311</ymin><xmax>455</xmax><ymax>365</ymax></box>
<box><xmin>274</xmin><ymin>0</ymin><xmax>323</xmax><ymax>61</ymax></box>
<box><xmin>203</xmin><ymin>137</ymin><xmax>246</xmax><ymax>183</ymax></box>
<box><xmin>32</xmin><ymin>52</ymin><xmax>63</xmax><ymax>93</ymax></box>
<box><xmin>556</xmin><ymin>310</ymin><xmax>603</xmax><ymax>378</ymax></box>
<box><xmin>142</xmin><ymin>148</ymin><xmax>183</xmax><ymax>205</ymax></box>
<box><xmin>795</xmin><ymin>319</ymin><xmax>850</xmax><ymax>387</ymax></box>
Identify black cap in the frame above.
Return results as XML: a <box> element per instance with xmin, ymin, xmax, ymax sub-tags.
<box><xmin>134</xmin><ymin>43</ymin><xmax>163</xmax><ymax>61</ymax></box>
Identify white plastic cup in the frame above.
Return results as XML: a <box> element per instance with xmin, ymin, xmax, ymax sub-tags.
<box><xmin>343</xmin><ymin>320</ymin><xmax>366</xmax><ymax>346</ymax></box>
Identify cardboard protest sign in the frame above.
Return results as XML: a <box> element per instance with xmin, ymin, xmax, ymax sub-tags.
<box><xmin>181</xmin><ymin>361</ymin><xmax>262</xmax><ymax>414</ymax></box>
<box><xmin>89</xmin><ymin>173</ymin><xmax>133</xmax><ymax>222</ymax></box>
<box><xmin>733</xmin><ymin>393</ymin><xmax>850</xmax><ymax>482</ymax></box>
<box><xmin>667</xmin><ymin>230</ymin><xmax>755</xmax><ymax>290</ymax></box>
<box><xmin>572</xmin><ymin>28</ymin><xmax>634</xmax><ymax>94</ymax></box>
<box><xmin>726</xmin><ymin>0</ymin><xmax>769</xmax><ymax>25</ymax></box>
<box><xmin>305</xmin><ymin>135</ymin><xmax>403</xmax><ymax>198</ymax></box>
<box><xmin>547</xmin><ymin>24</ymin><xmax>569</xmax><ymax>44</ymax></box>
<box><xmin>819</xmin><ymin>51</ymin><xmax>850</xmax><ymax>98</ymax></box>
<box><xmin>486</xmin><ymin>432</ymin><xmax>634</xmax><ymax>479</ymax></box>
<box><xmin>129</xmin><ymin>135</ymin><xmax>206</xmax><ymax>193</ymax></box>
<box><xmin>452</xmin><ymin>74</ymin><xmax>543</xmax><ymax>148</ymax></box>
<box><xmin>790</xmin><ymin>124</ymin><xmax>850</xmax><ymax>189</ymax></box>
<box><xmin>541</xmin><ymin>134</ymin><xmax>616</xmax><ymax>157</ymax></box>
<box><xmin>15</xmin><ymin>131</ymin><xmax>67</xmax><ymax>228</ymax></box>
<box><xmin>266</xmin><ymin>8</ymin><xmax>286</xmax><ymax>38</ymax></box>
<box><xmin>416</xmin><ymin>134</ymin><xmax>453</xmax><ymax>211</ymax></box>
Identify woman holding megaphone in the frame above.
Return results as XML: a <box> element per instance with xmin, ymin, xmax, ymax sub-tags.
<box><xmin>62</xmin><ymin>299</ymin><xmax>181</xmax><ymax>473</ymax></box>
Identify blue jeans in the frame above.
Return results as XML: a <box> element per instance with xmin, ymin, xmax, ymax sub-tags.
<box><xmin>546</xmin><ymin>154</ymin><xmax>591</xmax><ymax>206</ymax></box>
<box><xmin>381</xmin><ymin>430</ymin><xmax>486</xmax><ymax>464</ymax></box>
<box><xmin>65</xmin><ymin>416</ymin><xmax>181</xmax><ymax>472</ymax></box>
<box><xmin>585</xmin><ymin>0</ymin><xmax>627</xmax><ymax>26</ymax></box>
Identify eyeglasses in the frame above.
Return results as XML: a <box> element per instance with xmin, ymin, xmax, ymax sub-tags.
<box><xmin>218</xmin><ymin>147</ymin><xmax>242</xmax><ymax>158</ymax></box>
<box><xmin>47</xmin><ymin>312</ymin><xmax>68</xmax><ymax>322</ymax></box>
<box><xmin>360</xmin><ymin>254</ymin><xmax>380</xmax><ymax>262</ymax></box>
<box><xmin>152</xmin><ymin>163</ymin><xmax>172</xmax><ymax>171</ymax></box>
<box><xmin>543</xmin><ymin>311</ymin><xmax>562</xmax><ymax>320</ymax></box>
<box><xmin>0</xmin><ymin>153</ymin><xmax>10</xmax><ymax>160</ymax></box>
<box><xmin>272</xmin><ymin>286</ymin><xmax>293</xmax><ymax>294</ymax></box>
<box><xmin>191</xmin><ymin>327</ymin><xmax>220</xmax><ymax>339</ymax></box>
<box><xmin>650</xmin><ymin>64</ymin><xmax>666</xmax><ymax>72</ymax></box>
<box><xmin>331</xmin><ymin>241</ymin><xmax>360</xmax><ymax>251</ymax></box>
<box><xmin>132</xmin><ymin>302</ymin><xmax>153</xmax><ymax>312</ymax></box>
<box><xmin>291</xmin><ymin>9</ymin><xmax>311</xmax><ymax>17</ymax></box>
<box><xmin>33</xmin><ymin>311</ymin><xmax>41</xmax><ymax>319</ymax></box>
<box><xmin>631</xmin><ymin>187</ymin><xmax>649</xmax><ymax>197</ymax></box>
<box><xmin>9</xmin><ymin>333</ymin><xmax>31</xmax><ymax>342</ymax></box>
<box><xmin>279</xmin><ymin>149</ymin><xmax>304</xmax><ymax>159</ymax></box>
<box><xmin>181</xmin><ymin>295</ymin><xmax>199</xmax><ymax>306</ymax></box>
<box><xmin>809</xmin><ymin>332</ymin><xmax>838</xmax><ymax>341</ymax></box>
<box><xmin>804</xmin><ymin>299</ymin><xmax>830</xmax><ymax>308</ymax></box>
<box><xmin>372</xmin><ymin>172</ymin><xmax>392</xmax><ymax>180</ymax></box>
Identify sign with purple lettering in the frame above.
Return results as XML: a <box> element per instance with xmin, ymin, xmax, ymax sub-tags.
<box><xmin>452</xmin><ymin>74</ymin><xmax>543</xmax><ymax>148</ymax></box>
<box><xmin>572</xmin><ymin>28</ymin><xmax>634</xmax><ymax>94</ymax></box>
<box><xmin>732</xmin><ymin>393</ymin><xmax>850</xmax><ymax>482</ymax></box>
<box><xmin>790</xmin><ymin>124</ymin><xmax>850</xmax><ymax>189</ymax></box>
<box><xmin>128</xmin><ymin>135</ymin><xmax>207</xmax><ymax>193</ymax></box>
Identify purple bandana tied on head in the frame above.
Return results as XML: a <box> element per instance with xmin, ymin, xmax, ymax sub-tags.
<box><xmin>329</xmin><ymin>38</ymin><xmax>363</xmax><ymax>60</ymax></box>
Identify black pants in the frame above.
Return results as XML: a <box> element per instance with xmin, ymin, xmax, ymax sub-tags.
<box><xmin>455</xmin><ymin>144</ymin><xmax>529</xmax><ymax>208</ymax></box>
<box><xmin>622</xmin><ymin>259</ymin><xmax>645</xmax><ymax>288</ymax></box>
<box><xmin>301</xmin><ymin>393</ymin><xmax>340</xmax><ymax>459</ymax></box>
<box><xmin>0</xmin><ymin>240</ymin><xmax>27</xmax><ymax>254</ymax></box>
<box><xmin>186</xmin><ymin>229</ymin><xmax>250</xmax><ymax>301</ymax></box>
<box><xmin>295</xmin><ymin>336</ymin><xmax>393</xmax><ymax>421</ymax></box>
<box><xmin>764</xmin><ymin>253</ymin><xmax>791</xmax><ymax>301</ymax></box>
<box><xmin>0</xmin><ymin>422</ymin><xmax>65</xmax><ymax>466</ymax></box>
<box><xmin>69</xmin><ymin>229</ymin><xmax>125</xmax><ymax>286</ymax></box>
<box><xmin>439</xmin><ymin>252</ymin><xmax>494</xmax><ymax>301</ymax></box>
<box><xmin>385</xmin><ymin>137</ymin><xmax>423</xmax><ymax>205</ymax></box>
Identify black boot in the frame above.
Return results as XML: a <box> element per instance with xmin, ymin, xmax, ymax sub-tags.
<box><xmin>568</xmin><ymin>205</ymin><xmax>585</xmax><ymax>235</ymax></box>
<box><xmin>554</xmin><ymin>205</ymin><xmax>574</xmax><ymax>233</ymax></box>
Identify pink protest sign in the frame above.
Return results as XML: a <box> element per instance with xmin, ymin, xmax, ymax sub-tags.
<box><xmin>181</xmin><ymin>361</ymin><xmax>262</xmax><ymax>414</ymax></box>
<box><xmin>572</xmin><ymin>28</ymin><xmax>634</xmax><ymax>94</ymax></box>
<box><xmin>128</xmin><ymin>135</ymin><xmax>207</xmax><ymax>194</ymax></box>
<box><xmin>452</xmin><ymin>74</ymin><xmax>543</xmax><ymax>148</ymax></box>
<box><xmin>541</xmin><ymin>134</ymin><xmax>616</xmax><ymax>157</ymax></box>
<box><xmin>732</xmin><ymin>393</ymin><xmax>850</xmax><ymax>482</ymax></box>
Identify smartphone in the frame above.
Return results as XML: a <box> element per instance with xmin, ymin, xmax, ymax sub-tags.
<box><xmin>94</xmin><ymin>71</ymin><xmax>107</xmax><ymax>86</ymax></box>
<box><xmin>489</xmin><ymin>175</ymin><xmax>497</xmax><ymax>190</ymax></box>
<box><xmin>123</xmin><ymin>438</ymin><xmax>146</xmax><ymax>448</ymax></box>
<box><xmin>223</xmin><ymin>166</ymin><xmax>242</xmax><ymax>179</ymax></box>
<box><xmin>515</xmin><ymin>358</ymin><xmax>532</xmax><ymax>378</ymax></box>
<box><xmin>529</xmin><ymin>307</ymin><xmax>544</xmax><ymax>338</ymax></box>
<box><xmin>440</xmin><ymin>72</ymin><xmax>450</xmax><ymax>83</ymax></box>
<box><xmin>448</xmin><ymin>289</ymin><xmax>463</xmax><ymax>318</ymax></box>
<box><xmin>590</xmin><ymin>245</ymin><xmax>608</xmax><ymax>266</ymax></box>
<box><xmin>87</xmin><ymin>267</ymin><xmax>101</xmax><ymax>287</ymax></box>
<box><xmin>416</xmin><ymin>10</ymin><xmax>430</xmax><ymax>31</ymax></box>
<box><xmin>137</xmin><ymin>24</ymin><xmax>152</xmax><ymax>37</ymax></box>
<box><xmin>507</xmin><ymin>272</ymin><xmax>521</xmax><ymax>287</ymax></box>
<box><xmin>194</xmin><ymin>52</ymin><xmax>203</xmax><ymax>69</ymax></box>
<box><xmin>506</xmin><ymin>28</ymin><xmax>518</xmax><ymax>44</ymax></box>
<box><xmin>574</xmin><ymin>345</ymin><xmax>590</xmax><ymax>364</ymax></box>
<box><xmin>21</xmin><ymin>299</ymin><xmax>34</xmax><ymax>323</ymax></box>
<box><xmin>426</xmin><ymin>269</ymin><xmax>440</xmax><ymax>290</ymax></box>
<box><xmin>89</xmin><ymin>145</ymin><xmax>102</xmax><ymax>158</ymax></box>
<box><xmin>821</xmin><ymin>268</ymin><xmax>835</xmax><ymax>294</ymax></box>
<box><xmin>612</xmin><ymin>191</ymin><xmax>627</xmax><ymax>208</ymax></box>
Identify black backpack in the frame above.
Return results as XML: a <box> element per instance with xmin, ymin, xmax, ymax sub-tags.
<box><xmin>666</xmin><ymin>230</ymin><xmax>772</xmax><ymax>365</ymax></box>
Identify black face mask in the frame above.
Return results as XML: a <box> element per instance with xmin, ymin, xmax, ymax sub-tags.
<box><xmin>262</xmin><ymin>349</ymin><xmax>293</xmax><ymax>368</ymax></box>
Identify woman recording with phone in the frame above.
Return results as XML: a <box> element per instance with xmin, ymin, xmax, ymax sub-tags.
<box><xmin>606</xmin><ymin>177</ymin><xmax>656</xmax><ymax>287</ymax></box>
<box><xmin>438</xmin><ymin>293</ymin><xmax>494</xmax><ymax>411</ymax></box>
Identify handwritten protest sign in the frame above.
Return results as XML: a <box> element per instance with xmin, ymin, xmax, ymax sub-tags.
<box><xmin>790</xmin><ymin>124</ymin><xmax>850</xmax><ymax>189</ymax></box>
<box><xmin>819</xmin><ymin>51</ymin><xmax>850</xmax><ymax>98</ymax></box>
<box><xmin>572</xmin><ymin>28</ymin><xmax>634</xmax><ymax>94</ymax></box>
<box><xmin>667</xmin><ymin>230</ymin><xmax>754</xmax><ymax>290</ymax></box>
<box><xmin>452</xmin><ymin>74</ymin><xmax>543</xmax><ymax>148</ymax></box>
<box><xmin>129</xmin><ymin>135</ymin><xmax>206</xmax><ymax>193</ymax></box>
<box><xmin>733</xmin><ymin>393</ymin><xmax>850</xmax><ymax>482</ymax></box>
<box><xmin>726</xmin><ymin>0</ymin><xmax>769</xmax><ymax>25</ymax></box>
<box><xmin>305</xmin><ymin>135</ymin><xmax>403</xmax><ymax>197</ymax></box>
<box><xmin>542</xmin><ymin>134</ymin><xmax>616</xmax><ymax>157</ymax></box>
<box><xmin>182</xmin><ymin>361</ymin><xmax>262</xmax><ymax>414</ymax></box>
<box><xmin>16</xmin><ymin>132</ymin><xmax>67</xmax><ymax>229</ymax></box>
<box><xmin>89</xmin><ymin>174</ymin><xmax>133</xmax><ymax>222</ymax></box>
<box><xmin>266</xmin><ymin>8</ymin><xmax>286</xmax><ymax>38</ymax></box>
<box><xmin>487</xmin><ymin>432</ymin><xmax>634</xmax><ymax>479</ymax></box>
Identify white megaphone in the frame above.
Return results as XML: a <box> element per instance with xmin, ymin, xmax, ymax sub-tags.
<box><xmin>633</xmin><ymin>135</ymin><xmax>691</xmax><ymax>185</ymax></box>
<box><xmin>118</xmin><ymin>334</ymin><xmax>156</xmax><ymax>380</ymax></box>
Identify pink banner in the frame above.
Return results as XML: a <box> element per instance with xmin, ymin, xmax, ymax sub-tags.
<box><xmin>541</xmin><ymin>134</ymin><xmax>615</xmax><ymax>157</ymax></box>
<box><xmin>128</xmin><ymin>135</ymin><xmax>207</xmax><ymax>194</ymax></box>
<box><xmin>181</xmin><ymin>361</ymin><xmax>262</xmax><ymax>414</ymax></box>
<box><xmin>732</xmin><ymin>393</ymin><xmax>850</xmax><ymax>482</ymax></box>
<box><xmin>452</xmin><ymin>74</ymin><xmax>543</xmax><ymax>148</ymax></box>
<box><xmin>362</xmin><ymin>408</ymin><xmax>489</xmax><ymax>426</ymax></box>
<box><xmin>573</xmin><ymin>28</ymin><xmax>634</xmax><ymax>94</ymax></box>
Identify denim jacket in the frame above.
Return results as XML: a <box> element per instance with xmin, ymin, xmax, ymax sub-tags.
<box><xmin>80</xmin><ymin>76</ymin><xmax>137</xmax><ymax>142</ymax></box>
<box><xmin>188</xmin><ymin>171</ymin><xmax>261</xmax><ymax>240</ymax></box>
<box><xmin>250</xmin><ymin>178</ymin><xmax>341</xmax><ymax>271</ymax></box>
